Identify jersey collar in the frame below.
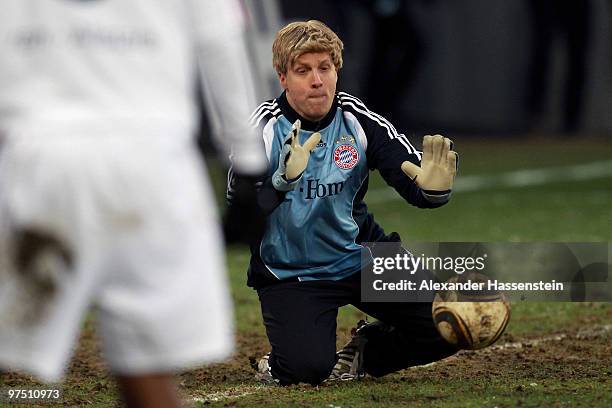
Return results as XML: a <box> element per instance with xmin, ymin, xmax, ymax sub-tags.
<box><xmin>278</xmin><ymin>91</ymin><xmax>338</xmax><ymax>132</ymax></box>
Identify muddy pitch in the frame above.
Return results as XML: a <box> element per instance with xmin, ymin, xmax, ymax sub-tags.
<box><xmin>1</xmin><ymin>324</ymin><xmax>610</xmax><ymax>406</ymax></box>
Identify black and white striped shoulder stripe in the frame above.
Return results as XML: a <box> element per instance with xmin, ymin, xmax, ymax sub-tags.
<box><xmin>338</xmin><ymin>92</ymin><xmax>421</xmax><ymax>159</ymax></box>
<box><xmin>249</xmin><ymin>99</ymin><xmax>282</xmax><ymax>129</ymax></box>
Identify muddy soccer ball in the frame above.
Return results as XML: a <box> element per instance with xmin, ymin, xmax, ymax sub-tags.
<box><xmin>432</xmin><ymin>286</ymin><xmax>511</xmax><ymax>350</ymax></box>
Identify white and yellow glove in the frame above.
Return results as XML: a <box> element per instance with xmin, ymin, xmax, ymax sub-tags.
<box><xmin>272</xmin><ymin>119</ymin><xmax>321</xmax><ymax>191</ymax></box>
<box><xmin>401</xmin><ymin>134</ymin><xmax>458</xmax><ymax>203</ymax></box>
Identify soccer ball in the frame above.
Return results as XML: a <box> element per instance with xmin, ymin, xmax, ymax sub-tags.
<box><xmin>432</xmin><ymin>277</ymin><xmax>511</xmax><ymax>350</ymax></box>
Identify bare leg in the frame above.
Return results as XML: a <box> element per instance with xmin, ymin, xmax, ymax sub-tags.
<box><xmin>115</xmin><ymin>373</ymin><xmax>182</xmax><ymax>408</ymax></box>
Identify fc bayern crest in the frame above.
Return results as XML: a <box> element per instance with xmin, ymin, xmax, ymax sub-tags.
<box><xmin>333</xmin><ymin>144</ymin><xmax>359</xmax><ymax>170</ymax></box>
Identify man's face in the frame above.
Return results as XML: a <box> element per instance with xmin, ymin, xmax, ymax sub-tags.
<box><xmin>279</xmin><ymin>52</ymin><xmax>338</xmax><ymax>122</ymax></box>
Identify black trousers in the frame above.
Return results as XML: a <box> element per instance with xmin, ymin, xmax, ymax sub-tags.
<box><xmin>257</xmin><ymin>272</ymin><xmax>457</xmax><ymax>385</ymax></box>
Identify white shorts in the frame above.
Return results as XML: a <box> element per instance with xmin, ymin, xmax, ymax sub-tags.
<box><xmin>0</xmin><ymin>135</ymin><xmax>233</xmax><ymax>382</ymax></box>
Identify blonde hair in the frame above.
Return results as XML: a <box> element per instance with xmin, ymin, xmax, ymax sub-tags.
<box><xmin>272</xmin><ymin>20</ymin><xmax>344</xmax><ymax>75</ymax></box>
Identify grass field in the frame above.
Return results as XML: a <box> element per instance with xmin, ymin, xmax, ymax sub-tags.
<box><xmin>1</xmin><ymin>136</ymin><xmax>611</xmax><ymax>407</ymax></box>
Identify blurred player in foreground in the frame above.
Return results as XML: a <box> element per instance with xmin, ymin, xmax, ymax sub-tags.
<box><xmin>227</xmin><ymin>20</ymin><xmax>459</xmax><ymax>385</ymax></box>
<box><xmin>0</xmin><ymin>1</ymin><xmax>266</xmax><ymax>407</ymax></box>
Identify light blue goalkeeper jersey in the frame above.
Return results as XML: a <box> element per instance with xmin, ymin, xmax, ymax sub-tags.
<box><xmin>229</xmin><ymin>91</ymin><xmax>447</xmax><ymax>288</ymax></box>
<box><xmin>261</xmin><ymin>99</ymin><xmax>369</xmax><ymax>281</ymax></box>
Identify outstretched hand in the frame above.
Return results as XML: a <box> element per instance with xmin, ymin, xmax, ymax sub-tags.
<box><xmin>401</xmin><ymin>134</ymin><xmax>457</xmax><ymax>192</ymax></box>
<box><xmin>284</xmin><ymin>120</ymin><xmax>321</xmax><ymax>180</ymax></box>
<box><xmin>272</xmin><ymin>119</ymin><xmax>321</xmax><ymax>191</ymax></box>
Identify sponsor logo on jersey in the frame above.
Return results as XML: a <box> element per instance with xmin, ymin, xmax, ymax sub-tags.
<box><xmin>300</xmin><ymin>179</ymin><xmax>345</xmax><ymax>199</ymax></box>
<box><xmin>333</xmin><ymin>144</ymin><xmax>359</xmax><ymax>170</ymax></box>
<box><xmin>315</xmin><ymin>141</ymin><xmax>327</xmax><ymax>149</ymax></box>
<box><xmin>8</xmin><ymin>27</ymin><xmax>157</xmax><ymax>51</ymax></box>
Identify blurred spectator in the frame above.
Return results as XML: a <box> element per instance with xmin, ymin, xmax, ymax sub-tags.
<box><xmin>526</xmin><ymin>0</ymin><xmax>593</xmax><ymax>133</ymax></box>
<box><xmin>360</xmin><ymin>0</ymin><xmax>424</xmax><ymax>125</ymax></box>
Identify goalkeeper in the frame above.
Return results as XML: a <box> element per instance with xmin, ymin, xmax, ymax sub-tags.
<box><xmin>227</xmin><ymin>20</ymin><xmax>458</xmax><ymax>385</ymax></box>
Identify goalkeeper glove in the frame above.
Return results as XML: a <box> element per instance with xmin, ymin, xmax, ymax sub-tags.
<box><xmin>272</xmin><ymin>119</ymin><xmax>321</xmax><ymax>191</ymax></box>
<box><xmin>401</xmin><ymin>134</ymin><xmax>458</xmax><ymax>203</ymax></box>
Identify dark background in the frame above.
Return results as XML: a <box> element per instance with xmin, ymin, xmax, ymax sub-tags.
<box><xmin>226</xmin><ymin>0</ymin><xmax>612</xmax><ymax>138</ymax></box>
